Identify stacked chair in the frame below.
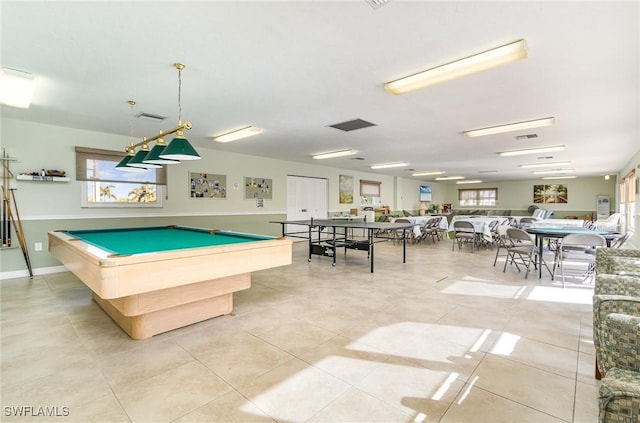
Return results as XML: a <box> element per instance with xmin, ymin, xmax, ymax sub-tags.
<box><xmin>592</xmin><ymin>248</ymin><xmax>640</xmax><ymax>423</ymax></box>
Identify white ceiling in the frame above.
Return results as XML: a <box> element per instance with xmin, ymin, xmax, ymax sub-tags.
<box><xmin>2</xmin><ymin>1</ymin><xmax>638</xmax><ymax>183</ymax></box>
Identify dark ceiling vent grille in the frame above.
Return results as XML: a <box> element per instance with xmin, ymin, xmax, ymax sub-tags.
<box><xmin>515</xmin><ymin>134</ymin><xmax>538</xmax><ymax>140</ymax></box>
<box><xmin>329</xmin><ymin>119</ymin><xmax>377</xmax><ymax>132</ymax></box>
<box><xmin>351</xmin><ymin>157</ymin><xmax>366</xmax><ymax>161</ymax></box>
<box><xmin>135</xmin><ymin>112</ymin><xmax>167</xmax><ymax>121</ymax></box>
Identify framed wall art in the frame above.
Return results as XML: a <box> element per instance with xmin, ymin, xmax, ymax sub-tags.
<box><xmin>244</xmin><ymin>177</ymin><xmax>272</xmax><ymax>199</ymax></box>
<box><xmin>533</xmin><ymin>184</ymin><xmax>568</xmax><ymax>204</ymax></box>
<box><xmin>339</xmin><ymin>174</ymin><xmax>354</xmax><ymax>204</ymax></box>
<box><xmin>190</xmin><ymin>172</ymin><xmax>227</xmax><ymax>199</ymax></box>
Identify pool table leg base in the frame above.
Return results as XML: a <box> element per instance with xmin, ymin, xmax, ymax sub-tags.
<box><xmin>90</xmin><ymin>273</ymin><xmax>251</xmax><ymax>340</ymax></box>
<box><xmin>93</xmin><ymin>293</ymin><xmax>234</xmax><ymax>340</ymax></box>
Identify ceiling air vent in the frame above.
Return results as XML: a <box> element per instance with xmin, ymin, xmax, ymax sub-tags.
<box><xmin>365</xmin><ymin>0</ymin><xmax>391</xmax><ymax>9</ymax></box>
<box><xmin>351</xmin><ymin>157</ymin><xmax>366</xmax><ymax>161</ymax></box>
<box><xmin>329</xmin><ymin>119</ymin><xmax>376</xmax><ymax>132</ymax></box>
<box><xmin>135</xmin><ymin>112</ymin><xmax>167</xmax><ymax>122</ymax></box>
<box><xmin>515</xmin><ymin>134</ymin><xmax>538</xmax><ymax>140</ymax></box>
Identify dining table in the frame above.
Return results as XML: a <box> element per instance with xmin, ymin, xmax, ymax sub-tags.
<box><xmin>525</xmin><ymin>226</ymin><xmax>622</xmax><ymax>278</ymax></box>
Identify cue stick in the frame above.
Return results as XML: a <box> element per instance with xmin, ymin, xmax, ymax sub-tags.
<box><xmin>10</xmin><ymin>188</ymin><xmax>33</xmax><ymax>277</ymax></box>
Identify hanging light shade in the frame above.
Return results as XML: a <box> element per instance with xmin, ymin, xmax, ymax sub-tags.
<box><xmin>128</xmin><ymin>142</ymin><xmax>161</xmax><ymax>168</ymax></box>
<box><xmin>159</xmin><ymin>128</ymin><xmax>201</xmax><ymax>160</ymax></box>
<box><xmin>158</xmin><ymin>64</ymin><xmax>201</xmax><ymax>161</ymax></box>
<box><xmin>143</xmin><ymin>134</ymin><xmax>180</xmax><ymax>165</ymax></box>
<box><xmin>115</xmin><ymin>147</ymin><xmax>147</xmax><ymax>172</ymax></box>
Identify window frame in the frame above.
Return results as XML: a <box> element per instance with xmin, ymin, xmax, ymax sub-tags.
<box><xmin>75</xmin><ymin>146</ymin><xmax>166</xmax><ymax>208</ymax></box>
<box><xmin>458</xmin><ymin>188</ymin><xmax>498</xmax><ymax>207</ymax></box>
<box><xmin>619</xmin><ymin>169</ymin><xmax>636</xmax><ymax>231</ymax></box>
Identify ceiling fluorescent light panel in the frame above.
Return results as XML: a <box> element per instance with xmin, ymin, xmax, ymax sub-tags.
<box><xmin>312</xmin><ymin>149</ymin><xmax>356</xmax><ymax>160</ymax></box>
<box><xmin>464</xmin><ymin>117</ymin><xmax>555</xmax><ymax>138</ymax></box>
<box><xmin>519</xmin><ymin>161</ymin><xmax>571</xmax><ymax>169</ymax></box>
<box><xmin>213</xmin><ymin>126</ymin><xmax>263</xmax><ymax>143</ymax></box>
<box><xmin>435</xmin><ymin>176</ymin><xmax>465</xmax><ymax>181</ymax></box>
<box><xmin>498</xmin><ymin>145</ymin><xmax>565</xmax><ymax>157</ymax></box>
<box><xmin>412</xmin><ymin>170</ymin><xmax>445</xmax><ymax>176</ymax></box>
<box><xmin>384</xmin><ymin>39</ymin><xmax>528</xmax><ymax>95</ymax></box>
<box><xmin>370</xmin><ymin>162</ymin><xmax>409</xmax><ymax>169</ymax></box>
<box><xmin>542</xmin><ymin>175</ymin><xmax>576</xmax><ymax>180</ymax></box>
<box><xmin>0</xmin><ymin>67</ymin><xmax>36</xmax><ymax>109</ymax></box>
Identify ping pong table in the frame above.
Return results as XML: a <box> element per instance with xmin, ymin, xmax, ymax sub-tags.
<box><xmin>271</xmin><ymin>218</ymin><xmax>414</xmax><ymax>273</ymax></box>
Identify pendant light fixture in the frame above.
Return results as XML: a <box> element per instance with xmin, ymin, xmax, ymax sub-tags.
<box><xmin>116</xmin><ymin>63</ymin><xmax>200</xmax><ymax>171</ymax></box>
<box><xmin>159</xmin><ymin>63</ymin><xmax>201</xmax><ymax>161</ymax></box>
<box><xmin>115</xmin><ymin>100</ymin><xmax>148</xmax><ymax>172</ymax></box>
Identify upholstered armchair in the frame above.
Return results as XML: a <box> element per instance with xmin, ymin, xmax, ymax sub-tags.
<box><xmin>593</xmin><ymin>248</ymin><xmax>640</xmax><ymax>422</ymax></box>
<box><xmin>596</xmin><ymin>248</ymin><xmax>640</xmax><ymax>277</ymax></box>
<box><xmin>597</xmin><ymin>312</ymin><xmax>640</xmax><ymax>423</ymax></box>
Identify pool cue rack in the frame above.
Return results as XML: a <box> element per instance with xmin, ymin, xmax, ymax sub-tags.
<box><xmin>1</xmin><ymin>149</ymin><xmax>33</xmax><ymax>277</ymax></box>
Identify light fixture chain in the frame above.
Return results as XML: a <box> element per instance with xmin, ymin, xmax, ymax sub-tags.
<box><xmin>128</xmin><ymin>100</ymin><xmax>136</xmax><ymax>147</ymax></box>
<box><xmin>177</xmin><ymin>66</ymin><xmax>182</xmax><ymax>123</ymax></box>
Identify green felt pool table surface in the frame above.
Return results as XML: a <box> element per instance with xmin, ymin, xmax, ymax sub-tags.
<box><xmin>64</xmin><ymin>225</ymin><xmax>275</xmax><ymax>256</ymax></box>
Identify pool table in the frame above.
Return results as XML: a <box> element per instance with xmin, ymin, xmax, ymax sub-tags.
<box><xmin>48</xmin><ymin>225</ymin><xmax>292</xmax><ymax>339</ymax></box>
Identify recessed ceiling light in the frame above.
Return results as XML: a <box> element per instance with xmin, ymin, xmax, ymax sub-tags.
<box><xmin>213</xmin><ymin>126</ymin><xmax>263</xmax><ymax>143</ymax></box>
<box><xmin>498</xmin><ymin>145</ymin><xmax>565</xmax><ymax>157</ymax></box>
<box><xmin>464</xmin><ymin>117</ymin><xmax>555</xmax><ymax>138</ymax></box>
<box><xmin>541</xmin><ymin>175</ymin><xmax>576</xmax><ymax>180</ymax></box>
<box><xmin>435</xmin><ymin>176</ymin><xmax>465</xmax><ymax>181</ymax></box>
<box><xmin>456</xmin><ymin>180</ymin><xmax>483</xmax><ymax>184</ymax></box>
<box><xmin>411</xmin><ymin>170</ymin><xmax>445</xmax><ymax>176</ymax></box>
<box><xmin>312</xmin><ymin>149</ymin><xmax>356</xmax><ymax>160</ymax></box>
<box><xmin>370</xmin><ymin>162</ymin><xmax>409</xmax><ymax>169</ymax></box>
<box><xmin>519</xmin><ymin>161</ymin><xmax>571</xmax><ymax>168</ymax></box>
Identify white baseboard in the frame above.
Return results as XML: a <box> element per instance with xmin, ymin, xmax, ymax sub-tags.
<box><xmin>0</xmin><ymin>265</ymin><xmax>68</xmax><ymax>281</ymax></box>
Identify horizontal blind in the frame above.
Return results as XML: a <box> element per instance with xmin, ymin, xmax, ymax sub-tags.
<box><xmin>75</xmin><ymin>146</ymin><xmax>167</xmax><ymax>185</ymax></box>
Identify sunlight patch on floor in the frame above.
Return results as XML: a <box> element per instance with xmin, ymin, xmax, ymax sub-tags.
<box><xmin>526</xmin><ymin>285</ymin><xmax>593</xmax><ymax>305</ymax></box>
<box><xmin>442</xmin><ymin>277</ymin><xmax>525</xmax><ymax>299</ymax></box>
<box><xmin>490</xmin><ymin>332</ymin><xmax>521</xmax><ymax>356</ymax></box>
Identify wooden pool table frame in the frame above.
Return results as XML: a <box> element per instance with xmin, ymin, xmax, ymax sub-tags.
<box><xmin>48</xmin><ymin>229</ymin><xmax>292</xmax><ymax>340</ymax></box>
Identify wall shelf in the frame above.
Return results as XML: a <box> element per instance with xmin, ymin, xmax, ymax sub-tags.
<box><xmin>16</xmin><ymin>174</ymin><xmax>70</xmax><ymax>182</ymax></box>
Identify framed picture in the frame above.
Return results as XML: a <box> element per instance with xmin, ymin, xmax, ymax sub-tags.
<box><xmin>245</xmin><ymin>177</ymin><xmax>272</xmax><ymax>199</ymax></box>
<box><xmin>190</xmin><ymin>172</ymin><xmax>227</xmax><ymax>199</ymax></box>
<box><xmin>339</xmin><ymin>174</ymin><xmax>354</xmax><ymax>204</ymax></box>
<box><xmin>533</xmin><ymin>184</ymin><xmax>568</xmax><ymax>204</ymax></box>
<box><xmin>420</xmin><ymin>185</ymin><xmax>432</xmax><ymax>202</ymax></box>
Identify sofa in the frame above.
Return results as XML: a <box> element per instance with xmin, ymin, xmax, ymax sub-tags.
<box><xmin>593</xmin><ymin>248</ymin><xmax>640</xmax><ymax>423</ymax></box>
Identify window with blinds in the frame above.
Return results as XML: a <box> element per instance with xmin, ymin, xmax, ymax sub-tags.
<box><xmin>619</xmin><ymin>169</ymin><xmax>636</xmax><ymax>231</ymax></box>
<box><xmin>458</xmin><ymin>188</ymin><xmax>498</xmax><ymax>207</ymax></box>
<box><xmin>75</xmin><ymin>147</ymin><xmax>166</xmax><ymax>207</ymax></box>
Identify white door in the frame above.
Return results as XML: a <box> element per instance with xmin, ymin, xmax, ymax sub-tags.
<box><xmin>286</xmin><ymin>176</ymin><xmax>327</xmax><ymax>222</ymax></box>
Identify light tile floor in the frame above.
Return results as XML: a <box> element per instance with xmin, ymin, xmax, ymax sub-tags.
<box><xmin>1</xmin><ymin>237</ymin><xmax>600</xmax><ymax>422</ymax></box>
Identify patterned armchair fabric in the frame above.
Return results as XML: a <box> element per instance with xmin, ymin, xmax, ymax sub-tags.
<box><xmin>598</xmin><ymin>313</ymin><xmax>640</xmax><ymax>422</ymax></box>
<box><xmin>593</xmin><ymin>295</ymin><xmax>640</xmax><ymax>376</ymax></box>
<box><xmin>596</xmin><ymin>248</ymin><xmax>640</xmax><ymax>276</ymax></box>
<box><xmin>594</xmin><ymin>248</ymin><xmax>640</xmax><ymax>422</ymax></box>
